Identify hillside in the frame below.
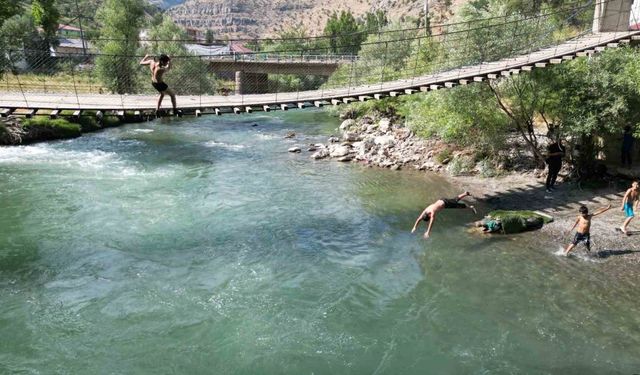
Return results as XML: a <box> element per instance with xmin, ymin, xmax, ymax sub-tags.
<box><xmin>166</xmin><ymin>0</ymin><xmax>465</xmax><ymax>39</ymax></box>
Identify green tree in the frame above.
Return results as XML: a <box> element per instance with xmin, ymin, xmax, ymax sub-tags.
<box><xmin>363</xmin><ymin>10</ymin><xmax>387</xmax><ymax>32</ymax></box>
<box><xmin>205</xmin><ymin>29</ymin><xmax>214</xmax><ymax>44</ymax></box>
<box><xmin>0</xmin><ymin>13</ymin><xmax>50</xmax><ymax>74</ymax></box>
<box><xmin>324</xmin><ymin>11</ymin><xmax>365</xmax><ymax>55</ymax></box>
<box><xmin>95</xmin><ymin>0</ymin><xmax>144</xmax><ymax>94</ymax></box>
<box><xmin>542</xmin><ymin>48</ymin><xmax>640</xmax><ymax>170</ymax></box>
<box><xmin>31</xmin><ymin>0</ymin><xmax>59</xmax><ymax>41</ymax></box>
<box><xmin>0</xmin><ymin>0</ymin><xmax>18</xmax><ymax>25</ymax></box>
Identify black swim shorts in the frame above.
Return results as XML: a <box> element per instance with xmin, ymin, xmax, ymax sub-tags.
<box><xmin>152</xmin><ymin>81</ymin><xmax>169</xmax><ymax>92</ymax></box>
<box><xmin>572</xmin><ymin>232</ymin><xmax>591</xmax><ymax>251</ymax></box>
<box><xmin>441</xmin><ymin>198</ymin><xmax>466</xmax><ymax>209</ymax></box>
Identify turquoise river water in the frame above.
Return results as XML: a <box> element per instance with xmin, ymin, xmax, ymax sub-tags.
<box><xmin>1</xmin><ymin>111</ymin><xmax>639</xmax><ymax>374</ymax></box>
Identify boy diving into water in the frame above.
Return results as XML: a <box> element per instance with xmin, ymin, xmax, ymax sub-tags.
<box><xmin>139</xmin><ymin>54</ymin><xmax>179</xmax><ymax>115</ymax></box>
<box><xmin>564</xmin><ymin>204</ymin><xmax>611</xmax><ymax>255</ymax></box>
<box><xmin>411</xmin><ymin>191</ymin><xmax>477</xmax><ymax>239</ymax></box>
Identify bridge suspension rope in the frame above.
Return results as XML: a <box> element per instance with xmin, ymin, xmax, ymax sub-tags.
<box><xmin>0</xmin><ymin>0</ymin><xmax>638</xmax><ymax>117</ymax></box>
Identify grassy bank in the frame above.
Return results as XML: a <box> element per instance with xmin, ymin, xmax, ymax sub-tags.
<box><xmin>0</xmin><ymin>113</ymin><xmax>130</xmax><ymax>145</ymax></box>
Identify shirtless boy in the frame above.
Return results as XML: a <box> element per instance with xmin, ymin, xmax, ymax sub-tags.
<box><xmin>564</xmin><ymin>204</ymin><xmax>611</xmax><ymax>255</ymax></box>
<box><xmin>139</xmin><ymin>54</ymin><xmax>178</xmax><ymax>115</ymax></box>
<box><xmin>619</xmin><ymin>181</ymin><xmax>639</xmax><ymax>235</ymax></box>
<box><xmin>411</xmin><ymin>191</ymin><xmax>476</xmax><ymax>239</ymax></box>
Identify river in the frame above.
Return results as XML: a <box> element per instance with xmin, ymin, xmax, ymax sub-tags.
<box><xmin>1</xmin><ymin>111</ymin><xmax>639</xmax><ymax>374</ymax></box>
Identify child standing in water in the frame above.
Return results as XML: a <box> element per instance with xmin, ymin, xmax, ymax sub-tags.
<box><xmin>564</xmin><ymin>204</ymin><xmax>611</xmax><ymax>255</ymax></box>
<box><xmin>140</xmin><ymin>54</ymin><xmax>179</xmax><ymax>115</ymax></box>
<box><xmin>619</xmin><ymin>181</ymin><xmax>639</xmax><ymax>235</ymax></box>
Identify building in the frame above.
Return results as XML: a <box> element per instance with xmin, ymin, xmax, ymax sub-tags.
<box><xmin>50</xmin><ymin>38</ymin><xmax>91</xmax><ymax>56</ymax></box>
<box><xmin>57</xmin><ymin>24</ymin><xmax>83</xmax><ymax>38</ymax></box>
<box><xmin>51</xmin><ymin>24</ymin><xmax>92</xmax><ymax>57</ymax></box>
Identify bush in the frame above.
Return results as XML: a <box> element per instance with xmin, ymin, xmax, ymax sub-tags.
<box><xmin>102</xmin><ymin>116</ymin><xmax>121</xmax><ymax>128</ymax></box>
<box><xmin>476</xmin><ymin>158</ymin><xmax>501</xmax><ymax>178</ymax></box>
<box><xmin>22</xmin><ymin>117</ymin><xmax>82</xmax><ymax>138</ymax></box>
<box><xmin>71</xmin><ymin>116</ymin><xmax>100</xmax><ymax>132</ymax></box>
<box><xmin>435</xmin><ymin>149</ymin><xmax>452</xmax><ymax>164</ymax></box>
<box><xmin>446</xmin><ymin>155</ymin><xmax>475</xmax><ymax>176</ymax></box>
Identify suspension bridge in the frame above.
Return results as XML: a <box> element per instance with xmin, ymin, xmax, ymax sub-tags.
<box><xmin>0</xmin><ymin>0</ymin><xmax>638</xmax><ymax>118</ymax></box>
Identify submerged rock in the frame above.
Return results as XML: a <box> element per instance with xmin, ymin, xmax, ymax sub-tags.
<box><xmin>288</xmin><ymin>147</ymin><xmax>302</xmax><ymax>153</ymax></box>
<box><xmin>311</xmin><ymin>149</ymin><xmax>330</xmax><ymax>159</ymax></box>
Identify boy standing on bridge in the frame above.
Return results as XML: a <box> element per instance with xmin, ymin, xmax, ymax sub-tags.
<box><xmin>140</xmin><ymin>54</ymin><xmax>179</xmax><ymax>116</ymax></box>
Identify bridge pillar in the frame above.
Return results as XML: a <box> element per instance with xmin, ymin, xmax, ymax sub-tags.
<box><xmin>235</xmin><ymin>71</ymin><xmax>269</xmax><ymax>95</ymax></box>
<box><xmin>593</xmin><ymin>0</ymin><xmax>633</xmax><ymax>32</ymax></box>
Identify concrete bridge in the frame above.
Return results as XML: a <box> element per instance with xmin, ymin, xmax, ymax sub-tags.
<box><xmin>0</xmin><ymin>0</ymin><xmax>638</xmax><ymax>117</ymax></box>
<box><xmin>204</xmin><ymin>55</ymin><xmax>353</xmax><ymax>94</ymax></box>
<box><xmin>194</xmin><ymin>52</ymin><xmax>355</xmax><ymax>94</ymax></box>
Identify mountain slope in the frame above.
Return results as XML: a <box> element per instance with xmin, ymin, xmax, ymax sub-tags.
<box><xmin>166</xmin><ymin>0</ymin><xmax>433</xmax><ymax>39</ymax></box>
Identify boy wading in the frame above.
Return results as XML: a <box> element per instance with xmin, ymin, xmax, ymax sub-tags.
<box><xmin>140</xmin><ymin>54</ymin><xmax>178</xmax><ymax>115</ymax></box>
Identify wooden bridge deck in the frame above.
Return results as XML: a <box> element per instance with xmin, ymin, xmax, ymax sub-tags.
<box><xmin>1</xmin><ymin>31</ymin><xmax>639</xmax><ymax>116</ymax></box>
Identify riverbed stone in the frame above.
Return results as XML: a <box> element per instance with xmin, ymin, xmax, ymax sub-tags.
<box><xmin>339</xmin><ymin>119</ymin><xmax>356</xmax><ymax>132</ymax></box>
<box><xmin>342</xmin><ymin>132</ymin><xmax>361</xmax><ymax>142</ymax></box>
<box><xmin>329</xmin><ymin>144</ymin><xmax>351</xmax><ymax>157</ymax></box>
<box><xmin>288</xmin><ymin>147</ymin><xmax>302</xmax><ymax>153</ymax></box>
<box><xmin>311</xmin><ymin>149</ymin><xmax>330</xmax><ymax>159</ymax></box>
<box><xmin>337</xmin><ymin>155</ymin><xmax>353</xmax><ymax>162</ymax></box>
<box><xmin>374</xmin><ymin>135</ymin><xmax>395</xmax><ymax>147</ymax></box>
<box><xmin>378</xmin><ymin>118</ymin><xmax>391</xmax><ymax>133</ymax></box>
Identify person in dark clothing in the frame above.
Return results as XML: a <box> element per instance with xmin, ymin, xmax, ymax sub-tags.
<box><xmin>545</xmin><ymin>140</ymin><xmax>565</xmax><ymax>193</ymax></box>
<box><xmin>621</xmin><ymin>126</ymin><xmax>634</xmax><ymax>167</ymax></box>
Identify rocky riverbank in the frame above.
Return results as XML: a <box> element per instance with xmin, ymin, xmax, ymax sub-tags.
<box><xmin>292</xmin><ymin>115</ymin><xmax>505</xmax><ymax>177</ymax></box>
<box><xmin>0</xmin><ymin>117</ymin><xmax>83</xmax><ymax>145</ymax></box>
<box><xmin>285</xmin><ymin>115</ymin><xmax>640</xmax><ymax>271</ymax></box>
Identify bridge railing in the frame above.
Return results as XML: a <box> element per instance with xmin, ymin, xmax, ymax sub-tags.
<box><xmin>1</xmin><ymin>0</ymin><xmax>629</xmax><ymax>110</ymax></box>
<box><xmin>200</xmin><ymin>53</ymin><xmax>358</xmax><ymax>63</ymax></box>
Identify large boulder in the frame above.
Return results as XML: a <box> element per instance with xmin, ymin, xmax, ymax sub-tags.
<box><xmin>378</xmin><ymin>118</ymin><xmax>391</xmax><ymax>133</ymax></box>
<box><xmin>311</xmin><ymin>149</ymin><xmax>330</xmax><ymax>159</ymax></box>
<box><xmin>339</xmin><ymin>119</ymin><xmax>356</xmax><ymax>132</ymax></box>
<box><xmin>329</xmin><ymin>144</ymin><xmax>351</xmax><ymax>157</ymax></box>
<box><xmin>342</xmin><ymin>132</ymin><xmax>361</xmax><ymax>142</ymax></box>
<box><xmin>374</xmin><ymin>135</ymin><xmax>395</xmax><ymax>147</ymax></box>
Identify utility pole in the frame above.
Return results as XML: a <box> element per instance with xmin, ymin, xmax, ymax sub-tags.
<box><xmin>74</xmin><ymin>0</ymin><xmax>87</xmax><ymax>56</ymax></box>
<box><xmin>424</xmin><ymin>0</ymin><xmax>429</xmax><ymax>34</ymax></box>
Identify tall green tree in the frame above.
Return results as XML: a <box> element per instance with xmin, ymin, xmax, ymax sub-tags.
<box><xmin>324</xmin><ymin>11</ymin><xmax>365</xmax><ymax>55</ymax></box>
<box><xmin>31</xmin><ymin>0</ymin><xmax>59</xmax><ymax>41</ymax></box>
<box><xmin>0</xmin><ymin>0</ymin><xmax>19</xmax><ymax>25</ymax></box>
<box><xmin>363</xmin><ymin>10</ymin><xmax>387</xmax><ymax>32</ymax></box>
<box><xmin>95</xmin><ymin>0</ymin><xmax>144</xmax><ymax>94</ymax></box>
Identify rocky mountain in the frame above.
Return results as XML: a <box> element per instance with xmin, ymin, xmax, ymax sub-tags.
<box><xmin>166</xmin><ymin>0</ymin><xmax>452</xmax><ymax>39</ymax></box>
